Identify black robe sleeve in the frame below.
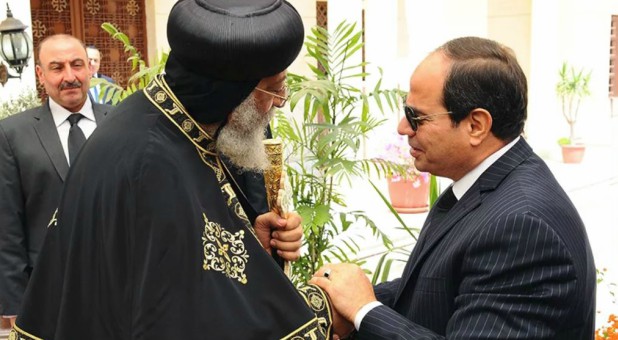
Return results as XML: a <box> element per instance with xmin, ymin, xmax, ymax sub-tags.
<box><xmin>12</xmin><ymin>83</ymin><xmax>333</xmax><ymax>340</ymax></box>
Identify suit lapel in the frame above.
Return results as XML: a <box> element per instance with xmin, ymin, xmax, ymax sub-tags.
<box><xmin>394</xmin><ymin>191</ymin><xmax>481</xmax><ymax>302</ymax></box>
<box><xmin>92</xmin><ymin>102</ymin><xmax>110</xmax><ymax>122</ymax></box>
<box><xmin>32</xmin><ymin>102</ymin><xmax>110</xmax><ymax>182</ymax></box>
<box><xmin>33</xmin><ymin>103</ymin><xmax>69</xmax><ymax>181</ymax></box>
<box><xmin>394</xmin><ymin>138</ymin><xmax>533</xmax><ymax>303</ymax></box>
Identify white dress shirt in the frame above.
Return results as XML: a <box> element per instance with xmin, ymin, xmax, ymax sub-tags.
<box><xmin>49</xmin><ymin>96</ymin><xmax>97</xmax><ymax>165</ymax></box>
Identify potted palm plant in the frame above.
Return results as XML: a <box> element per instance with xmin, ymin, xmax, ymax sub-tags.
<box><xmin>556</xmin><ymin>61</ymin><xmax>591</xmax><ymax>163</ymax></box>
<box><xmin>274</xmin><ymin>21</ymin><xmax>404</xmax><ymax>284</ymax></box>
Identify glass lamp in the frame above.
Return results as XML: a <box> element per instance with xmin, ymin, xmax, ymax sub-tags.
<box><xmin>0</xmin><ymin>3</ymin><xmax>32</xmax><ymax>84</ymax></box>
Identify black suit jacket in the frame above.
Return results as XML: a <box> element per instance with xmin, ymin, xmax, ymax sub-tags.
<box><xmin>0</xmin><ymin>100</ymin><xmax>113</xmax><ymax>315</ymax></box>
<box><xmin>358</xmin><ymin>139</ymin><xmax>596</xmax><ymax>339</ymax></box>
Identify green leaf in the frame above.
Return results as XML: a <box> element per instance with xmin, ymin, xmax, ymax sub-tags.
<box><xmin>97</xmin><ymin>22</ymin><xmax>169</xmax><ymax>106</ymax></box>
<box><xmin>281</xmin><ymin>20</ymin><xmax>410</xmax><ymax>286</ymax></box>
<box><xmin>429</xmin><ymin>174</ymin><xmax>440</xmax><ymax>208</ymax></box>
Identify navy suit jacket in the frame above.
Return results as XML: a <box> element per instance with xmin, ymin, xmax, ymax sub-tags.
<box><xmin>358</xmin><ymin>139</ymin><xmax>595</xmax><ymax>339</ymax></box>
<box><xmin>0</xmin><ymin>100</ymin><xmax>113</xmax><ymax>315</ymax></box>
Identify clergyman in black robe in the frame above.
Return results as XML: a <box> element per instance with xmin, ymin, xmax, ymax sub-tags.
<box><xmin>11</xmin><ymin>1</ymin><xmax>335</xmax><ymax>339</ymax></box>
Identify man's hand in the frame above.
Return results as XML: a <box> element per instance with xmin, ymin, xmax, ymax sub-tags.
<box><xmin>310</xmin><ymin>263</ymin><xmax>377</xmax><ymax>323</ymax></box>
<box><xmin>331</xmin><ymin>306</ymin><xmax>355</xmax><ymax>339</ymax></box>
<box><xmin>254</xmin><ymin>211</ymin><xmax>302</xmax><ymax>261</ymax></box>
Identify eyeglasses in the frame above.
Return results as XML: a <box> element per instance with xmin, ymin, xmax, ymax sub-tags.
<box><xmin>255</xmin><ymin>86</ymin><xmax>288</xmax><ymax>108</ymax></box>
<box><xmin>403</xmin><ymin>103</ymin><xmax>453</xmax><ymax>131</ymax></box>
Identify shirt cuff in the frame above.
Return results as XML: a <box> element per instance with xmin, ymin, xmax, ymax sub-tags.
<box><xmin>354</xmin><ymin>301</ymin><xmax>382</xmax><ymax>330</ymax></box>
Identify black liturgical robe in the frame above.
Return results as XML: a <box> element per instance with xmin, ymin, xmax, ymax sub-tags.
<box><xmin>12</xmin><ymin>76</ymin><xmax>333</xmax><ymax>339</ymax></box>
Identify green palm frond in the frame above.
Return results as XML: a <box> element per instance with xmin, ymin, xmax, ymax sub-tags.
<box><xmin>275</xmin><ymin>21</ymin><xmax>418</xmax><ymax>285</ymax></box>
<box><xmin>94</xmin><ymin>23</ymin><xmax>168</xmax><ymax>105</ymax></box>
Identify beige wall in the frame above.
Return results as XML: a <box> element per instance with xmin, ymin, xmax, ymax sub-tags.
<box><xmin>287</xmin><ymin>0</ymin><xmax>317</xmax><ymax>76</ymax></box>
<box><xmin>487</xmin><ymin>0</ymin><xmax>533</xmax><ymax>139</ymax></box>
<box><xmin>144</xmin><ymin>0</ymin><xmax>175</xmax><ymax>66</ymax></box>
<box><xmin>487</xmin><ymin>0</ymin><xmax>532</xmax><ymax>83</ymax></box>
<box><xmin>527</xmin><ymin>0</ymin><xmax>618</xmax><ymax>154</ymax></box>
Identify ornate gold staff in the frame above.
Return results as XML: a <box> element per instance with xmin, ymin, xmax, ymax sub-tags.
<box><xmin>263</xmin><ymin>138</ymin><xmax>291</xmax><ymax>276</ymax></box>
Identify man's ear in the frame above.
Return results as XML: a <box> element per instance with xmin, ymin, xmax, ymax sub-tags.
<box><xmin>467</xmin><ymin>108</ymin><xmax>492</xmax><ymax>146</ymax></box>
<box><xmin>35</xmin><ymin>65</ymin><xmax>44</xmax><ymax>85</ymax></box>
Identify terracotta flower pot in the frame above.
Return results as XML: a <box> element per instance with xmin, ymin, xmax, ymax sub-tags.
<box><xmin>561</xmin><ymin>144</ymin><xmax>586</xmax><ymax>164</ymax></box>
<box><xmin>387</xmin><ymin>174</ymin><xmax>430</xmax><ymax>214</ymax></box>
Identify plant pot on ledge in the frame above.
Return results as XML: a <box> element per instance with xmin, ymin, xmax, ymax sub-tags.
<box><xmin>561</xmin><ymin>144</ymin><xmax>586</xmax><ymax>164</ymax></box>
<box><xmin>555</xmin><ymin>62</ymin><xmax>590</xmax><ymax>165</ymax></box>
<box><xmin>387</xmin><ymin>173</ymin><xmax>430</xmax><ymax>214</ymax></box>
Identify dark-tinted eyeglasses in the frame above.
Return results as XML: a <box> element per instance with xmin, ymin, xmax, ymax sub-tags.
<box><xmin>403</xmin><ymin>103</ymin><xmax>453</xmax><ymax>131</ymax></box>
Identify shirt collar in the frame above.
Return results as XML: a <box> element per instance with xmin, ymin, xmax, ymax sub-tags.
<box><xmin>49</xmin><ymin>96</ymin><xmax>95</xmax><ymax>127</ymax></box>
<box><xmin>451</xmin><ymin>136</ymin><xmax>520</xmax><ymax>200</ymax></box>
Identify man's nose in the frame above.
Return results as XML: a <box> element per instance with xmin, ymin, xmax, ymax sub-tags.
<box><xmin>272</xmin><ymin>97</ymin><xmax>285</xmax><ymax>108</ymax></box>
<box><xmin>397</xmin><ymin>116</ymin><xmax>415</xmax><ymax>136</ymax></box>
<box><xmin>62</xmin><ymin>66</ymin><xmax>76</xmax><ymax>81</ymax></box>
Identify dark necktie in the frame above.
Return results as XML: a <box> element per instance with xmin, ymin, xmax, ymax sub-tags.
<box><xmin>395</xmin><ymin>186</ymin><xmax>458</xmax><ymax>315</ymax></box>
<box><xmin>433</xmin><ymin>186</ymin><xmax>457</xmax><ymax>222</ymax></box>
<box><xmin>411</xmin><ymin>186</ymin><xmax>457</xmax><ymax>255</ymax></box>
<box><xmin>67</xmin><ymin>113</ymin><xmax>86</xmax><ymax>165</ymax></box>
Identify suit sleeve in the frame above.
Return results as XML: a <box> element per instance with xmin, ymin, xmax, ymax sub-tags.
<box><xmin>373</xmin><ymin>278</ymin><xmax>401</xmax><ymax>307</ymax></box>
<box><xmin>0</xmin><ymin>124</ymin><xmax>29</xmax><ymax>315</ymax></box>
<box><xmin>357</xmin><ymin>213</ymin><xmax>579</xmax><ymax>339</ymax></box>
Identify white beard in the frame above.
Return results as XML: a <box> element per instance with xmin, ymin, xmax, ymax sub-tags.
<box><xmin>216</xmin><ymin>95</ymin><xmax>274</xmax><ymax>172</ymax></box>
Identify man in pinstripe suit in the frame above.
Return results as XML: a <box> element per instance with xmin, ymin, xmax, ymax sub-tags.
<box><xmin>311</xmin><ymin>37</ymin><xmax>596</xmax><ymax>339</ymax></box>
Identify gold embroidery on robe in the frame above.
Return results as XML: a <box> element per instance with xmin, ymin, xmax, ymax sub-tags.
<box><xmin>9</xmin><ymin>325</ymin><xmax>43</xmax><ymax>340</ymax></box>
<box><xmin>144</xmin><ymin>76</ymin><xmax>259</xmax><ymax>277</ymax></box>
<box><xmin>201</xmin><ymin>213</ymin><xmax>249</xmax><ymax>284</ymax></box>
<box><xmin>279</xmin><ymin>285</ymin><xmax>333</xmax><ymax>339</ymax></box>
<box><xmin>47</xmin><ymin>208</ymin><xmax>58</xmax><ymax>228</ymax></box>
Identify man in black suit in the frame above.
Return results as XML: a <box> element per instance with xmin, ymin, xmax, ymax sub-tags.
<box><xmin>86</xmin><ymin>45</ymin><xmax>115</xmax><ymax>105</ymax></box>
<box><xmin>0</xmin><ymin>34</ymin><xmax>113</xmax><ymax>326</ymax></box>
<box><xmin>312</xmin><ymin>37</ymin><xmax>596</xmax><ymax>339</ymax></box>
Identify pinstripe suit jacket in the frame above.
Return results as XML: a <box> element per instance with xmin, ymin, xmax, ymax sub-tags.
<box><xmin>358</xmin><ymin>139</ymin><xmax>595</xmax><ymax>339</ymax></box>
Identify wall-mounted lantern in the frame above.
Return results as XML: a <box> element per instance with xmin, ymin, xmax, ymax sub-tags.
<box><xmin>0</xmin><ymin>3</ymin><xmax>32</xmax><ymax>86</ymax></box>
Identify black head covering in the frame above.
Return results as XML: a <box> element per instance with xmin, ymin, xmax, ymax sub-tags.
<box><xmin>164</xmin><ymin>53</ymin><xmax>259</xmax><ymax>124</ymax></box>
<box><xmin>167</xmin><ymin>0</ymin><xmax>304</xmax><ymax>81</ymax></box>
<box><xmin>164</xmin><ymin>0</ymin><xmax>305</xmax><ymax>124</ymax></box>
